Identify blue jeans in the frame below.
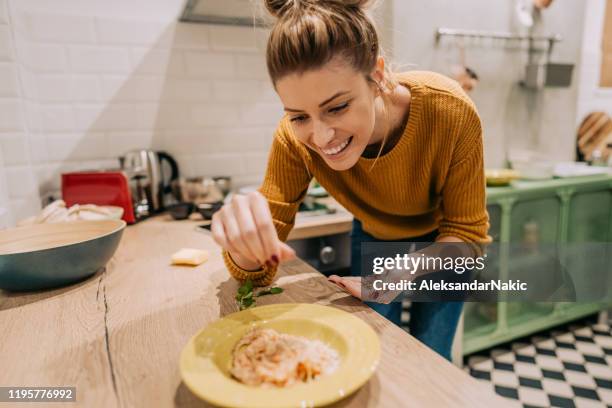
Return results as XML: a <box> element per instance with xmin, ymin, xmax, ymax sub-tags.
<box><xmin>349</xmin><ymin>219</ymin><xmax>463</xmax><ymax>361</ymax></box>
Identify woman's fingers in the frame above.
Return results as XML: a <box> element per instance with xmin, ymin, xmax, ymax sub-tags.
<box><xmin>249</xmin><ymin>191</ymin><xmax>280</xmax><ymax>264</ymax></box>
<box><xmin>279</xmin><ymin>242</ymin><xmax>296</xmax><ymax>262</ymax></box>
<box><xmin>210</xmin><ymin>191</ymin><xmax>294</xmax><ymax>268</ymax></box>
<box><xmin>328</xmin><ymin>276</ymin><xmax>362</xmax><ymax>299</ymax></box>
<box><xmin>231</xmin><ymin>194</ymin><xmax>267</xmax><ymax>265</ymax></box>
<box><xmin>220</xmin><ymin>204</ymin><xmax>260</xmax><ymax>264</ymax></box>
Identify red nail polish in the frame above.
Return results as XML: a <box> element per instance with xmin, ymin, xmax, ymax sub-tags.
<box><xmin>271</xmin><ymin>254</ymin><xmax>279</xmax><ymax>264</ymax></box>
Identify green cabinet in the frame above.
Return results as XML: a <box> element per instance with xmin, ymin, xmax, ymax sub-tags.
<box><xmin>463</xmin><ymin>174</ymin><xmax>612</xmax><ymax>355</ymax></box>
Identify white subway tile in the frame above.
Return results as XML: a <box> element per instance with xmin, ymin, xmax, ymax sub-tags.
<box><xmin>72</xmin><ymin>104</ymin><xmax>99</xmax><ymax>132</ymax></box>
<box><xmin>0</xmin><ymin>208</ymin><xmax>11</xmax><ymax>229</ymax></box>
<box><xmin>0</xmin><ymin>0</ymin><xmax>7</xmax><ymax>25</ymax></box>
<box><xmin>39</xmin><ymin>104</ymin><xmax>74</xmax><ymax>132</ymax></box>
<box><xmin>260</xmin><ymin>82</ymin><xmax>278</xmax><ymax>102</ymax></box>
<box><xmin>156</xmin><ymin>103</ymin><xmax>192</xmax><ymax>130</ymax></box>
<box><xmin>107</xmin><ymin>131</ymin><xmax>155</xmax><ymax>156</ymax></box>
<box><xmin>133</xmin><ymin>103</ymin><xmax>160</xmax><ymax>131</ymax></box>
<box><xmin>5</xmin><ymin>166</ymin><xmax>38</xmax><ymax>199</ymax></box>
<box><xmin>0</xmin><ymin>134</ymin><xmax>29</xmax><ymax>165</ymax></box>
<box><xmin>9</xmin><ymin>196</ymin><xmax>41</xmax><ymax>223</ymax></box>
<box><xmin>192</xmin><ymin>153</ymin><xmax>246</xmax><ymax>177</ymax></box>
<box><xmin>211</xmin><ymin>128</ymin><xmax>268</xmax><ymax>154</ymax></box>
<box><xmin>232</xmin><ymin>174</ymin><xmax>264</xmax><ymax>189</ymax></box>
<box><xmin>45</xmin><ymin>133</ymin><xmax>108</xmax><ymax>161</ymax></box>
<box><xmin>95</xmin><ymin>18</ymin><xmax>170</xmax><ymax>46</ymax></box>
<box><xmin>159</xmin><ymin>131</ymin><xmax>203</xmax><ymax>153</ymax></box>
<box><xmin>22</xmin><ymin>12</ymin><xmax>95</xmax><ymax>43</ymax></box>
<box><xmin>211</xmin><ymin>79</ymin><xmax>265</xmax><ymax>102</ymax></box>
<box><xmin>0</xmin><ymin>99</ymin><xmax>24</xmax><ymax>131</ymax></box>
<box><xmin>34</xmin><ymin>164</ymin><xmax>59</xmax><ymax>196</ymax></box>
<box><xmin>0</xmin><ymin>63</ymin><xmax>18</xmax><ymax>97</ymax></box>
<box><xmin>74</xmin><ymin>103</ymin><xmax>137</xmax><ymax>132</ymax></box>
<box><xmin>36</xmin><ymin>74</ymin><xmax>100</xmax><ymax>102</ymax></box>
<box><xmin>184</xmin><ymin>51</ymin><xmax>235</xmax><ymax>78</ymax></box>
<box><xmin>24</xmin><ymin>102</ymin><xmax>42</xmax><ymax>133</ymax></box>
<box><xmin>172</xmin><ymin>23</ymin><xmax>208</xmax><ymax>49</ymax></box>
<box><xmin>209</xmin><ymin>26</ymin><xmax>259</xmax><ymax>52</ymax></box>
<box><xmin>235</xmin><ymin>55</ymin><xmax>268</xmax><ymax>79</ymax></box>
<box><xmin>243</xmin><ymin>152</ymin><xmax>268</xmax><ymax>175</ymax></box>
<box><xmin>130</xmin><ymin>47</ymin><xmax>184</xmax><ymax>75</ymax></box>
<box><xmin>162</xmin><ymin>78</ymin><xmax>210</xmax><ymax>102</ymax></box>
<box><xmin>28</xmin><ymin>134</ymin><xmax>47</xmax><ymax>163</ymax></box>
<box><xmin>36</xmin><ymin>162</ymin><xmax>78</xmax><ymax>193</ymax></box>
<box><xmin>240</xmin><ymin>102</ymin><xmax>283</xmax><ymax>126</ymax></box>
<box><xmin>0</xmin><ymin>25</ymin><xmax>13</xmax><ymax>61</ymax></box>
<box><xmin>21</xmin><ymin>43</ymin><xmax>67</xmax><ymax>73</ymax></box>
<box><xmin>173</xmin><ymin>154</ymin><xmax>195</xmax><ymax>178</ymax></box>
<box><xmin>69</xmin><ymin>46</ymin><xmax>130</xmax><ymax>74</ymax></box>
<box><xmin>19</xmin><ymin>70</ymin><xmax>38</xmax><ymax>100</ymax></box>
<box><xmin>190</xmin><ymin>104</ymin><xmax>240</xmax><ymax>127</ymax></box>
<box><xmin>101</xmin><ymin>75</ymin><xmax>164</xmax><ymax>102</ymax></box>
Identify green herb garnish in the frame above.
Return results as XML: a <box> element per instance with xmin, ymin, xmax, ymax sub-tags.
<box><xmin>236</xmin><ymin>279</ymin><xmax>284</xmax><ymax>310</ymax></box>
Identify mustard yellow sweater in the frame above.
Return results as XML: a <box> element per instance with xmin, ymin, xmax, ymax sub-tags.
<box><xmin>223</xmin><ymin>71</ymin><xmax>490</xmax><ymax>286</ymax></box>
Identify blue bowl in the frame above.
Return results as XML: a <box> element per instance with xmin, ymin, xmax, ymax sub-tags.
<box><xmin>0</xmin><ymin>220</ymin><xmax>126</xmax><ymax>291</ymax></box>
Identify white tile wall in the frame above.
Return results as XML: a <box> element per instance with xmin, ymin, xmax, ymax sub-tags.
<box><xmin>0</xmin><ymin>99</ymin><xmax>24</xmax><ymax>131</ymax></box>
<box><xmin>0</xmin><ymin>134</ymin><xmax>29</xmax><ymax>165</ymax></box>
<box><xmin>0</xmin><ymin>25</ymin><xmax>13</xmax><ymax>60</ymax></box>
<box><xmin>0</xmin><ymin>0</ymin><xmax>7</xmax><ymax>25</ymax></box>
<box><xmin>184</xmin><ymin>51</ymin><xmax>236</xmax><ymax>78</ymax></box>
<box><xmin>68</xmin><ymin>46</ymin><xmax>131</xmax><ymax>73</ymax></box>
<box><xmin>95</xmin><ymin>18</ymin><xmax>169</xmax><ymax>46</ymax></box>
<box><xmin>0</xmin><ymin>63</ymin><xmax>18</xmax><ymax>96</ymax></box>
<box><xmin>21</xmin><ymin>12</ymin><xmax>96</xmax><ymax>43</ymax></box>
<box><xmin>0</xmin><ymin>0</ymin><xmax>600</xmax><ymax>227</ymax></box>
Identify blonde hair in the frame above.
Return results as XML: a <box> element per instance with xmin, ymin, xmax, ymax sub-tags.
<box><xmin>263</xmin><ymin>0</ymin><xmax>398</xmax><ymax>167</ymax></box>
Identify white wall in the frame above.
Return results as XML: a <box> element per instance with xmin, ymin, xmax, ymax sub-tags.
<box><xmin>577</xmin><ymin>0</ymin><xmax>612</xmax><ymax>121</ymax></box>
<box><xmin>388</xmin><ymin>0</ymin><xmax>587</xmax><ymax>168</ymax></box>
<box><xmin>0</xmin><ymin>0</ymin><xmax>40</xmax><ymax>227</ymax></box>
<box><xmin>0</xmin><ymin>0</ymin><xmax>597</xmax><ymax>226</ymax></box>
<box><xmin>0</xmin><ymin>0</ymin><xmax>283</xmax><ymax>225</ymax></box>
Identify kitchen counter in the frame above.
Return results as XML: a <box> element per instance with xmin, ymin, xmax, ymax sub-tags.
<box><xmin>0</xmin><ymin>216</ymin><xmax>511</xmax><ymax>407</ymax></box>
<box><xmin>289</xmin><ymin>197</ymin><xmax>354</xmax><ymax>241</ymax></box>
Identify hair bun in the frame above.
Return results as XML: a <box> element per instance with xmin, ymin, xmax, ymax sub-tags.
<box><xmin>264</xmin><ymin>0</ymin><xmax>372</xmax><ymax>19</ymax></box>
<box><xmin>263</xmin><ymin>0</ymin><xmax>295</xmax><ymax>18</ymax></box>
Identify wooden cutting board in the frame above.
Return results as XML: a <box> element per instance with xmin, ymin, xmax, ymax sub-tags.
<box><xmin>577</xmin><ymin>111</ymin><xmax>612</xmax><ymax>162</ymax></box>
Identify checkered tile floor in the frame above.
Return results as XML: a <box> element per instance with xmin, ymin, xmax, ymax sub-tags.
<box><xmin>465</xmin><ymin>315</ymin><xmax>612</xmax><ymax>408</ymax></box>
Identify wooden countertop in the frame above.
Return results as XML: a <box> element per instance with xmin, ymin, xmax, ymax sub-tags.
<box><xmin>0</xmin><ymin>216</ymin><xmax>513</xmax><ymax>408</ymax></box>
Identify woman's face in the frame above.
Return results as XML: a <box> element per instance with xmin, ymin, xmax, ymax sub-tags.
<box><xmin>275</xmin><ymin>59</ymin><xmax>380</xmax><ymax>171</ymax></box>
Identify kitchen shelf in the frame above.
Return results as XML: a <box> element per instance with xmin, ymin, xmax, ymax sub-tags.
<box><xmin>463</xmin><ymin>174</ymin><xmax>612</xmax><ymax>355</ymax></box>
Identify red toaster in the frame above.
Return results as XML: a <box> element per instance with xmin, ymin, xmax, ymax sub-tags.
<box><xmin>61</xmin><ymin>171</ymin><xmax>136</xmax><ymax>224</ymax></box>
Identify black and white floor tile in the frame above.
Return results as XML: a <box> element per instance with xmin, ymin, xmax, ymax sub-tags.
<box><xmin>465</xmin><ymin>314</ymin><xmax>612</xmax><ymax>408</ymax></box>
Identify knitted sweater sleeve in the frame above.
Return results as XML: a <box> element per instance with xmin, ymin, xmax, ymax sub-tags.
<box><xmin>437</xmin><ymin>99</ymin><xmax>491</xmax><ymax>247</ymax></box>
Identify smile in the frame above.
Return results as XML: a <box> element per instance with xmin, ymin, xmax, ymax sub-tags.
<box><xmin>321</xmin><ymin>136</ymin><xmax>353</xmax><ymax>156</ymax></box>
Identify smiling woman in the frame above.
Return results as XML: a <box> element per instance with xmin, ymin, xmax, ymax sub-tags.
<box><xmin>210</xmin><ymin>0</ymin><xmax>491</xmax><ymax>362</ymax></box>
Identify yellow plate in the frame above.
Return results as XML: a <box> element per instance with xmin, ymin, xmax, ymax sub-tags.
<box><xmin>179</xmin><ymin>303</ymin><xmax>380</xmax><ymax>408</ymax></box>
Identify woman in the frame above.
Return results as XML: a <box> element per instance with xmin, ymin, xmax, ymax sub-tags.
<box><xmin>211</xmin><ymin>0</ymin><xmax>490</xmax><ymax>361</ymax></box>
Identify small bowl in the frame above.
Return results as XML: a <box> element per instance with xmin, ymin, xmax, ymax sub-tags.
<box><xmin>0</xmin><ymin>220</ymin><xmax>126</xmax><ymax>291</ymax></box>
<box><xmin>167</xmin><ymin>202</ymin><xmax>194</xmax><ymax>220</ymax></box>
<box><xmin>485</xmin><ymin>169</ymin><xmax>520</xmax><ymax>186</ymax></box>
<box><xmin>196</xmin><ymin>202</ymin><xmax>223</xmax><ymax>220</ymax></box>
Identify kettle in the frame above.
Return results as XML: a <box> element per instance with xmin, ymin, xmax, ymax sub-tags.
<box><xmin>120</xmin><ymin>150</ymin><xmax>180</xmax><ymax>214</ymax></box>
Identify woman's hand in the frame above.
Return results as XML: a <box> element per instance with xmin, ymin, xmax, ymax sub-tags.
<box><xmin>211</xmin><ymin>191</ymin><xmax>296</xmax><ymax>271</ymax></box>
<box><xmin>328</xmin><ymin>275</ymin><xmax>401</xmax><ymax>304</ymax></box>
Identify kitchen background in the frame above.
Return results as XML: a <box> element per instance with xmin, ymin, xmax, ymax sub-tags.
<box><xmin>0</xmin><ymin>0</ymin><xmax>610</xmax><ymax>227</ymax></box>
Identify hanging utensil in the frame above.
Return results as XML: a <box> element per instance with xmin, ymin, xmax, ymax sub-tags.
<box><xmin>450</xmin><ymin>38</ymin><xmax>479</xmax><ymax>93</ymax></box>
